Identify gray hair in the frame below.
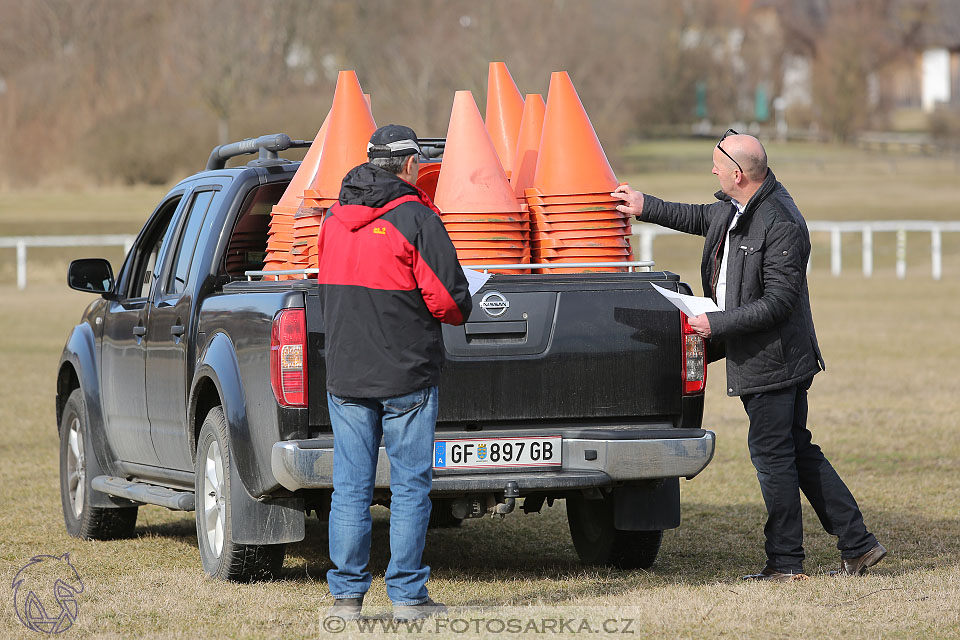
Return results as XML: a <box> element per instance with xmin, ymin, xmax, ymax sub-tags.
<box><xmin>368</xmin><ymin>147</ymin><xmax>408</xmax><ymax>175</ymax></box>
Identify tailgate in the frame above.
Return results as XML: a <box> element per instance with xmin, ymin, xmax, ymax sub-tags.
<box><xmin>436</xmin><ymin>272</ymin><xmax>684</xmax><ymax>423</ymax></box>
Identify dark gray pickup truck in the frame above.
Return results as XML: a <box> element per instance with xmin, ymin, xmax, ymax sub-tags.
<box><xmin>57</xmin><ymin>134</ymin><xmax>715</xmax><ymax>582</ymax></box>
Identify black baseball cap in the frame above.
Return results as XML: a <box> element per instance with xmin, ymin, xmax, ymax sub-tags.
<box><xmin>367</xmin><ymin>124</ymin><xmax>421</xmax><ymax>158</ymax></box>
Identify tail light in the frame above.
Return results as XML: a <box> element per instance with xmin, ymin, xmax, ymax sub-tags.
<box><xmin>270</xmin><ymin>308</ymin><xmax>307</xmax><ymax>407</ymax></box>
<box><xmin>681</xmin><ymin>314</ymin><xmax>706</xmax><ymax>395</ymax></box>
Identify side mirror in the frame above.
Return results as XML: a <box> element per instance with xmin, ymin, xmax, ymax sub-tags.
<box><xmin>68</xmin><ymin>258</ymin><xmax>115</xmax><ymax>296</ymax></box>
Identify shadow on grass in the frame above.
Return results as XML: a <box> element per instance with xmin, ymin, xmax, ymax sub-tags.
<box><xmin>129</xmin><ymin>499</ymin><xmax>960</xmax><ymax>599</ymax></box>
<box><xmin>282</xmin><ymin>499</ymin><xmax>960</xmax><ymax>589</ymax></box>
<box><xmin>134</xmin><ymin>517</ymin><xmax>196</xmax><ymax>545</ymax></box>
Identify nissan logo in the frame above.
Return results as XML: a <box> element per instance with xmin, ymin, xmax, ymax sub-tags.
<box><xmin>479</xmin><ymin>291</ymin><xmax>509</xmax><ymax>317</ymax></box>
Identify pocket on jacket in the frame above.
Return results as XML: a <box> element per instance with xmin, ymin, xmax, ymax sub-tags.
<box><xmin>740</xmin><ymin>328</ymin><xmax>784</xmax><ymax>369</ymax></box>
<box><xmin>382</xmin><ymin>387</ymin><xmax>429</xmax><ymax>415</ymax></box>
<box><xmin>738</xmin><ymin>237</ymin><xmax>764</xmax><ymax>256</ymax></box>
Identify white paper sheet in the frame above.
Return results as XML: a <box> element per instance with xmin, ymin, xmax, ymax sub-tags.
<box><xmin>651</xmin><ymin>283</ymin><xmax>720</xmax><ymax>317</ymax></box>
<box><xmin>462</xmin><ymin>267</ymin><xmax>492</xmax><ymax>296</ymax></box>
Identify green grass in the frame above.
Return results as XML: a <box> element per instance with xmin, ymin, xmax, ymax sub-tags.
<box><xmin>2</xmin><ymin>141</ymin><xmax>960</xmax><ymax>638</ymax></box>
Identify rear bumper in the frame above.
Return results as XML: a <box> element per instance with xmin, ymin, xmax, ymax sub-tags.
<box><xmin>271</xmin><ymin>427</ymin><xmax>715</xmax><ymax>493</ymax></box>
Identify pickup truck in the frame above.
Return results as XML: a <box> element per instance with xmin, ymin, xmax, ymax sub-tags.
<box><xmin>57</xmin><ymin>134</ymin><xmax>715</xmax><ymax>582</ymax></box>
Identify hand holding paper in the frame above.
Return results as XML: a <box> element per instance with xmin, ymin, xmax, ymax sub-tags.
<box><xmin>651</xmin><ymin>283</ymin><xmax>720</xmax><ymax>318</ymax></box>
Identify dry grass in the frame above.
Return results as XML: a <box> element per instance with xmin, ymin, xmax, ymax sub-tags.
<box><xmin>2</xmin><ymin>142</ymin><xmax>959</xmax><ymax>638</ymax></box>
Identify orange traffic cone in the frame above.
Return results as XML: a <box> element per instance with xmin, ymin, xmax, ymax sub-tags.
<box><xmin>485</xmin><ymin>62</ymin><xmax>525</xmax><ymax>178</ymax></box>
<box><xmin>303</xmin><ymin>70</ymin><xmax>377</xmax><ymax>204</ymax></box>
<box><xmin>532</xmin><ymin>71</ymin><xmax>617</xmax><ymax>196</ymax></box>
<box><xmin>510</xmin><ymin>93</ymin><xmax>545</xmax><ymax>197</ymax></box>
<box><xmin>523</xmin><ymin>72</ymin><xmax>628</xmax><ymax>273</ymax></box>
<box><xmin>434</xmin><ymin>91</ymin><xmax>522</xmax><ymax>214</ymax></box>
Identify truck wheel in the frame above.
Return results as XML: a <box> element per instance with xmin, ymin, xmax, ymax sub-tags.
<box><xmin>566</xmin><ymin>494</ymin><xmax>663</xmax><ymax>570</ymax></box>
<box><xmin>59</xmin><ymin>389</ymin><xmax>138</xmax><ymax>540</ymax></box>
<box><xmin>195</xmin><ymin>406</ymin><xmax>285</xmax><ymax>582</ymax></box>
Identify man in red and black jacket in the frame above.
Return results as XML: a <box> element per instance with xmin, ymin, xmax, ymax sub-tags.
<box><xmin>318</xmin><ymin>125</ymin><xmax>471</xmax><ymax>622</ymax></box>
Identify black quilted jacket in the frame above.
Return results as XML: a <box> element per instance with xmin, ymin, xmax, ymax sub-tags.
<box><xmin>641</xmin><ymin>169</ymin><xmax>824</xmax><ymax>396</ymax></box>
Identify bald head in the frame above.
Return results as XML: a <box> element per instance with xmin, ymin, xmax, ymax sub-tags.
<box><xmin>721</xmin><ymin>134</ymin><xmax>768</xmax><ymax>182</ymax></box>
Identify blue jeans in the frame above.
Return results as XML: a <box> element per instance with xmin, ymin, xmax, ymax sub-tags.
<box><xmin>326</xmin><ymin>386</ymin><xmax>438</xmax><ymax>606</ymax></box>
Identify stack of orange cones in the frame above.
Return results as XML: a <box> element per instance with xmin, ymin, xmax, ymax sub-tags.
<box><xmin>294</xmin><ymin>70</ymin><xmax>377</xmax><ymax>272</ymax></box>
<box><xmin>524</xmin><ymin>71</ymin><xmax>632</xmax><ymax>273</ymax></box>
<box><xmin>434</xmin><ymin>90</ymin><xmax>529</xmax><ymax>274</ymax></box>
<box><xmin>262</xmin><ymin>109</ymin><xmax>331</xmax><ymax>280</ymax></box>
<box><xmin>485</xmin><ymin>62</ymin><xmax>525</xmax><ymax>179</ymax></box>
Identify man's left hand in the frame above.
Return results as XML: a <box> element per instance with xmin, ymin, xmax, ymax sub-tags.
<box><xmin>688</xmin><ymin>313</ymin><xmax>712</xmax><ymax>338</ymax></box>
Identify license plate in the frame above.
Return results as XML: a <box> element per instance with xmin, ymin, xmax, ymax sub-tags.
<box><xmin>433</xmin><ymin>436</ymin><xmax>562</xmax><ymax>470</ymax></box>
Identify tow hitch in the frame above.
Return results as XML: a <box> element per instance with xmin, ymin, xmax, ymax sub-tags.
<box><xmin>450</xmin><ymin>481</ymin><xmax>521</xmax><ymax>519</ymax></box>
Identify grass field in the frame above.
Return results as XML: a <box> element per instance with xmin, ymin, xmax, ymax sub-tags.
<box><xmin>2</xmin><ymin>141</ymin><xmax>959</xmax><ymax>638</ymax></box>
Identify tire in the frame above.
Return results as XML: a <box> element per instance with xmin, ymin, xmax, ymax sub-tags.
<box><xmin>566</xmin><ymin>493</ymin><xmax>663</xmax><ymax>570</ymax></box>
<box><xmin>194</xmin><ymin>406</ymin><xmax>285</xmax><ymax>582</ymax></box>
<box><xmin>59</xmin><ymin>388</ymin><xmax>138</xmax><ymax>540</ymax></box>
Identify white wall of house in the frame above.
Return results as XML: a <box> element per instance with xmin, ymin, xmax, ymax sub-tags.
<box><xmin>922</xmin><ymin>47</ymin><xmax>951</xmax><ymax>112</ymax></box>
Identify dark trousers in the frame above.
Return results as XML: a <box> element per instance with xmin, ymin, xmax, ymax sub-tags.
<box><xmin>741</xmin><ymin>378</ymin><xmax>876</xmax><ymax>572</ymax></box>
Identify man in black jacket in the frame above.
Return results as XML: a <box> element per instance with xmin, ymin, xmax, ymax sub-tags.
<box><xmin>318</xmin><ymin>125</ymin><xmax>472</xmax><ymax>619</ymax></box>
<box><xmin>612</xmin><ymin>131</ymin><xmax>885</xmax><ymax>581</ymax></box>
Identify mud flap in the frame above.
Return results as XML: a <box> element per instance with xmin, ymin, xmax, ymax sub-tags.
<box><xmin>229</xmin><ymin>454</ymin><xmax>305</xmax><ymax>545</ymax></box>
<box><xmin>613</xmin><ymin>478</ymin><xmax>680</xmax><ymax>531</ymax></box>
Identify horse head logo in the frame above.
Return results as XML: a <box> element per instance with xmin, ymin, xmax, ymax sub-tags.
<box><xmin>11</xmin><ymin>553</ymin><xmax>84</xmax><ymax>635</ymax></box>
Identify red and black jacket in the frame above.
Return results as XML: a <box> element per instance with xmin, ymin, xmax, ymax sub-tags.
<box><xmin>317</xmin><ymin>163</ymin><xmax>472</xmax><ymax>398</ymax></box>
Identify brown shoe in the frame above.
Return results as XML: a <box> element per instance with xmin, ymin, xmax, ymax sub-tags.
<box><xmin>742</xmin><ymin>566</ymin><xmax>810</xmax><ymax>582</ymax></box>
<box><xmin>831</xmin><ymin>543</ymin><xmax>887</xmax><ymax>576</ymax></box>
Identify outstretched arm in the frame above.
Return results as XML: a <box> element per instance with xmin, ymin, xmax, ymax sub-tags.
<box><xmin>614</xmin><ymin>184</ymin><xmax>723</xmax><ymax>238</ymax></box>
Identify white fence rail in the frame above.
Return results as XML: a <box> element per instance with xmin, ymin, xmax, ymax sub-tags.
<box><xmin>2</xmin><ymin>222</ymin><xmax>958</xmax><ymax>290</ymax></box>
<box><xmin>0</xmin><ymin>234</ymin><xmax>135</xmax><ymax>290</ymax></box>
<box><xmin>634</xmin><ymin>220</ymin><xmax>960</xmax><ymax>281</ymax></box>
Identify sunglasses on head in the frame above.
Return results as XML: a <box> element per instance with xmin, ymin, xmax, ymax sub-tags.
<box><xmin>716</xmin><ymin>128</ymin><xmax>743</xmax><ymax>174</ymax></box>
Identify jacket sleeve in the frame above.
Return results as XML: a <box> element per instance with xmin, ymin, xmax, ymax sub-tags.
<box><xmin>641</xmin><ymin>195</ymin><xmax>725</xmax><ymax>237</ymax></box>
<box><xmin>411</xmin><ymin>213</ymin><xmax>473</xmax><ymax>325</ymax></box>
<box><xmin>707</xmin><ymin>220</ymin><xmax>805</xmax><ymax>338</ymax></box>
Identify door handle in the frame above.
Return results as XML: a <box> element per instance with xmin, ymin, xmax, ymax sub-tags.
<box><xmin>170</xmin><ymin>325</ymin><xmax>185</xmax><ymax>337</ymax></box>
<box><xmin>132</xmin><ymin>326</ymin><xmax>147</xmax><ymax>337</ymax></box>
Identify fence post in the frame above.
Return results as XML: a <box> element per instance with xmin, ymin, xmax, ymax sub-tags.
<box><xmin>862</xmin><ymin>226</ymin><xmax>873</xmax><ymax>278</ymax></box>
<box><xmin>896</xmin><ymin>229</ymin><xmax>907</xmax><ymax>279</ymax></box>
<box><xmin>931</xmin><ymin>226</ymin><xmax>942</xmax><ymax>281</ymax></box>
<box><xmin>830</xmin><ymin>227</ymin><xmax>842</xmax><ymax>277</ymax></box>
<box><xmin>16</xmin><ymin>240</ymin><xmax>27</xmax><ymax>290</ymax></box>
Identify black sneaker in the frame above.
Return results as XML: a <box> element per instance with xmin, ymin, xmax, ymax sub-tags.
<box><xmin>393</xmin><ymin>598</ymin><xmax>447</xmax><ymax>621</ymax></box>
<box><xmin>326</xmin><ymin>597</ymin><xmax>363</xmax><ymax>621</ymax></box>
